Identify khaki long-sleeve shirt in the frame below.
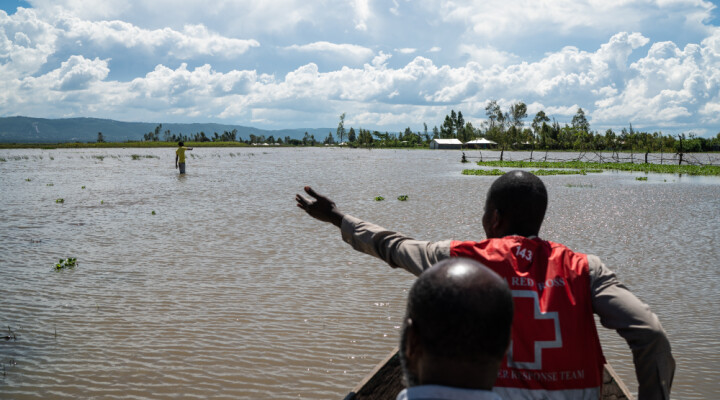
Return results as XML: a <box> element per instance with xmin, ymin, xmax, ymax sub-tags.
<box><xmin>340</xmin><ymin>214</ymin><xmax>675</xmax><ymax>400</ymax></box>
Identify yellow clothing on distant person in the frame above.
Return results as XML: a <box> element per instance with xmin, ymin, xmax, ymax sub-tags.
<box><xmin>176</xmin><ymin>147</ymin><xmax>187</xmax><ymax>163</ymax></box>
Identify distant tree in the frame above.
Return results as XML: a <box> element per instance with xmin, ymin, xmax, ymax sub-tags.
<box><xmin>423</xmin><ymin>122</ymin><xmax>429</xmax><ymax>142</ymax></box>
<box><xmin>337</xmin><ymin>113</ymin><xmax>346</xmax><ymax>143</ymax></box>
<box><xmin>441</xmin><ymin>115</ymin><xmax>454</xmax><ymax>138</ymax></box>
<box><xmin>97</xmin><ymin>131</ymin><xmax>105</xmax><ymax>143</ymax></box>
<box><xmin>432</xmin><ymin>126</ymin><xmax>440</xmax><ymax>140</ymax></box>
<box><xmin>348</xmin><ymin>127</ymin><xmax>356</xmax><ymax>142</ymax></box>
<box><xmin>324</xmin><ymin>132</ymin><xmax>335</xmax><ymax>145</ymax></box>
<box><xmin>531</xmin><ymin>111</ymin><xmax>550</xmax><ymax>140</ymax></box>
<box><xmin>571</xmin><ymin>108</ymin><xmax>590</xmax><ymax>134</ymax></box>
<box><xmin>456</xmin><ymin>111</ymin><xmax>465</xmax><ymax>139</ymax></box>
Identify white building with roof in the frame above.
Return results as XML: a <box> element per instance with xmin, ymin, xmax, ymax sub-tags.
<box><xmin>429</xmin><ymin>138</ymin><xmax>463</xmax><ymax>149</ymax></box>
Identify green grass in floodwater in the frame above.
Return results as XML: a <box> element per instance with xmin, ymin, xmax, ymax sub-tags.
<box><xmin>92</xmin><ymin>155</ymin><xmax>104</xmax><ymax>161</ymax></box>
<box><xmin>374</xmin><ymin>196</ymin><xmax>385</xmax><ymax>201</ymax></box>
<box><xmin>81</xmin><ymin>186</ymin><xmax>86</xmax><ymax>189</ymax></box>
<box><xmin>397</xmin><ymin>195</ymin><xmax>409</xmax><ymax>201</ymax></box>
<box><xmin>636</xmin><ymin>177</ymin><xmax>648</xmax><ymax>181</ymax></box>
<box><xmin>566</xmin><ymin>184</ymin><xmax>594</xmax><ymax>188</ymax></box>
<box><xmin>46</xmin><ymin>183</ymin><xmax>53</xmax><ymax>186</ymax></box>
<box><xmin>55</xmin><ymin>198</ymin><xmax>64</xmax><ymax>203</ymax></box>
<box><xmin>151</xmin><ymin>210</ymin><xmax>156</xmax><ymax>215</ymax></box>
<box><xmin>463</xmin><ymin>169</ymin><xmax>592</xmax><ymax>176</ymax></box>
<box><xmin>25</xmin><ymin>178</ymin><xmax>31</xmax><ymax>182</ymax></box>
<box><xmin>0</xmin><ymin>157</ymin><xmax>6</xmax><ymax>162</ymax></box>
<box><xmin>462</xmin><ymin>169</ymin><xmax>506</xmax><ymax>176</ymax></box>
<box><xmin>475</xmin><ymin>160</ymin><xmax>720</xmax><ymax>176</ymax></box>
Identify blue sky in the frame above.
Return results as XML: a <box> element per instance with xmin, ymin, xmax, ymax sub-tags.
<box><xmin>1</xmin><ymin>0</ymin><xmax>719</xmax><ymax>136</ymax></box>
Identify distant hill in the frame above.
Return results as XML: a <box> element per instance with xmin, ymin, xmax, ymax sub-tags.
<box><xmin>0</xmin><ymin>116</ymin><xmax>334</xmax><ymax>143</ymax></box>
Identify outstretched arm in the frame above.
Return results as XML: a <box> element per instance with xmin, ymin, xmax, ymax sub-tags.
<box><xmin>295</xmin><ymin>186</ymin><xmax>345</xmax><ymax>227</ymax></box>
<box><xmin>295</xmin><ymin>186</ymin><xmax>450</xmax><ymax>275</ymax></box>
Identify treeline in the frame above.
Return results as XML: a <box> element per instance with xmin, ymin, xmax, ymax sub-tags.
<box><xmin>133</xmin><ymin>105</ymin><xmax>720</xmax><ymax>152</ymax></box>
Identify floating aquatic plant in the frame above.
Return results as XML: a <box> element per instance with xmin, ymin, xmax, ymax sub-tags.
<box><xmin>636</xmin><ymin>177</ymin><xmax>648</xmax><ymax>181</ymax></box>
<box><xmin>55</xmin><ymin>257</ymin><xmax>77</xmax><ymax>270</ymax></box>
<box><xmin>25</xmin><ymin>178</ymin><xmax>31</xmax><ymax>182</ymax></box>
<box><xmin>92</xmin><ymin>155</ymin><xmax>105</xmax><ymax>161</ymax></box>
<box><xmin>81</xmin><ymin>186</ymin><xmax>86</xmax><ymax>189</ymax></box>
<box><xmin>55</xmin><ymin>198</ymin><xmax>64</xmax><ymax>203</ymax></box>
<box><xmin>151</xmin><ymin>210</ymin><xmax>156</xmax><ymax>215</ymax></box>
<box><xmin>566</xmin><ymin>184</ymin><xmax>594</xmax><ymax>188</ymax></box>
<box><xmin>397</xmin><ymin>195</ymin><xmax>409</xmax><ymax>201</ymax></box>
<box><xmin>46</xmin><ymin>183</ymin><xmax>54</xmax><ymax>186</ymax></box>
<box><xmin>374</xmin><ymin>196</ymin><xmax>385</xmax><ymax>201</ymax></box>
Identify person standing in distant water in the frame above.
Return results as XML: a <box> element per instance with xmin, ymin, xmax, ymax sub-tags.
<box><xmin>175</xmin><ymin>141</ymin><xmax>193</xmax><ymax>174</ymax></box>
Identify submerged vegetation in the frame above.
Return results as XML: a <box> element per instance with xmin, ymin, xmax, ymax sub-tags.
<box><xmin>397</xmin><ymin>195</ymin><xmax>409</xmax><ymax>201</ymax></box>
<box><xmin>474</xmin><ymin>160</ymin><xmax>720</xmax><ymax>176</ymax></box>
<box><xmin>374</xmin><ymin>196</ymin><xmax>385</xmax><ymax>201</ymax></box>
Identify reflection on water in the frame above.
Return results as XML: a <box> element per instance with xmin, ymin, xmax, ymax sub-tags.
<box><xmin>0</xmin><ymin>148</ymin><xmax>718</xmax><ymax>399</ymax></box>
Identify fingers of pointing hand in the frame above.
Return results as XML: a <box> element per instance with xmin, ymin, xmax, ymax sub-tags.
<box><xmin>295</xmin><ymin>194</ymin><xmax>310</xmax><ymax>208</ymax></box>
<box><xmin>304</xmin><ymin>186</ymin><xmax>322</xmax><ymax>200</ymax></box>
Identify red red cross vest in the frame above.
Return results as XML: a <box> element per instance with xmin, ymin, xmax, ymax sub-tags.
<box><xmin>451</xmin><ymin>236</ymin><xmax>605</xmax><ymax>399</ymax></box>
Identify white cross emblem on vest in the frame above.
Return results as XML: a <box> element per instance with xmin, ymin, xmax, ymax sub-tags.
<box><xmin>507</xmin><ymin>290</ymin><xmax>563</xmax><ymax>370</ymax></box>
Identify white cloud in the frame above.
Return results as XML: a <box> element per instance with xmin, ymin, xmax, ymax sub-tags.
<box><xmin>396</xmin><ymin>48</ymin><xmax>416</xmax><ymax>54</ymax></box>
<box><xmin>458</xmin><ymin>44</ymin><xmax>518</xmax><ymax>67</ymax></box>
<box><xmin>55</xmin><ymin>55</ymin><xmax>109</xmax><ymax>90</ymax></box>
<box><xmin>59</xmin><ymin>15</ymin><xmax>260</xmax><ymax>59</ymax></box>
<box><xmin>285</xmin><ymin>41</ymin><xmax>374</xmax><ymax>61</ymax></box>
<box><xmin>0</xmin><ymin>8</ymin><xmax>59</xmax><ymax>77</ymax></box>
<box><xmin>441</xmin><ymin>0</ymin><xmax>716</xmax><ymax>39</ymax></box>
<box><xmin>353</xmin><ymin>0</ymin><xmax>371</xmax><ymax>31</ymax></box>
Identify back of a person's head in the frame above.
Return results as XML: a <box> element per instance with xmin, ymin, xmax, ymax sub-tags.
<box><xmin>406</xmin><ymin>258</ymin><xmax>513</xmax><ymax>363</ymax></box>
<box><xmin>178</xmin><ymin>141</ymin><xmax>184</xmax><ymax>147</ymax></box>
<box><xmin>487</xmin><ymin>170</ymin><xmax>548</xmax><ymax>236</ymax></box>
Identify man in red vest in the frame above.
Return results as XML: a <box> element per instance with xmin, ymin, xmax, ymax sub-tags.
<box><xmin>296</xmin><ymin>170</ymin><xmax>675</xmax><ymax>399</ymax></box>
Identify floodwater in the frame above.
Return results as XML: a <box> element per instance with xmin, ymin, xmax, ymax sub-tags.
<box><xmin>0</xmin><ymin>147</ymin><xmax>718</xmax><ymax>399</ymax></box>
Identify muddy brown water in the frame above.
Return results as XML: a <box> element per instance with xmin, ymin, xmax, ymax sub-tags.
<box><xmin>1</xmin><ymin>148</ymin><xmax>718</xmax><ymax>399</ymax></box>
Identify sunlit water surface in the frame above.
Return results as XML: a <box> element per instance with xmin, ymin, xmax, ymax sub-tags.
<box><xmin>1</xmin><ymin>148</ymin><xmax>718</xmax><ymax>399</ymax></box>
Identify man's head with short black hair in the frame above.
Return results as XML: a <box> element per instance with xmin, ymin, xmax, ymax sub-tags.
<box><xmin>400</xmin><ymin>257</ymin><xmax>513</xmax><ymax>389</ymax></box>
<box><xmin>178</xmin><ymin>141</ymin><xmax>184</xmax><ymax>147</ymax></box>
<box><xmin>483</xmin><ymin>170</ymin><xmax>548</xmax><ymax>238</ymax></box>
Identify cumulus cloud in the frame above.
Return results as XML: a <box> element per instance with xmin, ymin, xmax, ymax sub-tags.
<box><xmin>58</xmin><ymin>15</ymin><xmax>260</xmax><ymax>59</ymax></box>
<box><xmin>55</xmin><ymin>55</ymin><xmax>109</xmax><ymax>90</ymax></box>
